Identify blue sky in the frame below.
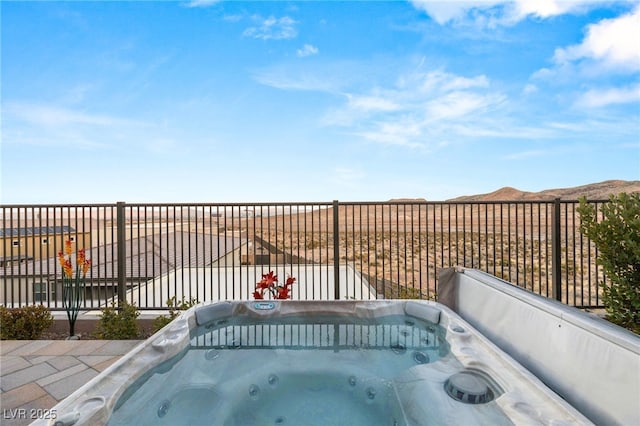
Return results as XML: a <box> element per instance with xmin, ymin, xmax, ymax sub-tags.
<box><xmin>2</xmin><ymin>0</ymin><xmax>639</xmax><ymax>203</ymax></box>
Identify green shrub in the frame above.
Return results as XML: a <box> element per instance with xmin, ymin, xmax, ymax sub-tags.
<box><xmin>0</xmin><ymin>305</ymin><xmax>54</xmax><ymax>340</ymax></box>
<box><xmin>152</xmin><ymin>296</ymin><xmax>198</xmax><ymax>333</ymax></box>
<box><xmin>94</xmin><ymin>301</ymin><xmax>140</xmax><ymax>339</ymax></box>
<box><xmin>578</xmin><ymin>193</ymin><xmax>640</xmax><ymax>334</ymax></box>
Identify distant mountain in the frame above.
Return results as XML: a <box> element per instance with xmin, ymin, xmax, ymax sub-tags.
<box><xmin>387</xmin><ymin>198</ymin><xmax>428</xmax><ymax>203</ymax></box>
<box><xmin>449</xmin><ymin>180</ymin><xmax>640</xmax><ymax>202</ymax></box>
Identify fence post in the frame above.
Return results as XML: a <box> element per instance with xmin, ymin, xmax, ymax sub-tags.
<box><xmin>551</xmin><ymin>198</ymin><xmax>562</xmax><ymax>302</ymax></box>
<box><xmin>333</xmin><ymin>200</ymin><xmax>340</xmax><ymax>300</ymax></box>
<box><xmin>116</xmin><ymin>201</ymin><xmax>126</xmax><ymax>307</ymax></box>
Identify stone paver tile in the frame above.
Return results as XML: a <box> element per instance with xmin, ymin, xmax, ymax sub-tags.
<box><xmin>93</xmin><ymin>357</ymin><xmax>121</xmax><ymax>372</ymax></box>
<box><xmin>77</xmin><ymin>355</ymin><xmax>118</xmax><ymax>368</ymax></box>
<box><xmin>43</xmin><ymin>368</ymin><xmax>99</xmax><ymax>401</ymax></box>
<box><xmin>0</xmin><ymin>412</ymin><xmax>32</xmax><ymax>426</ymax></box>
<box><xmin>30</xmin><ymin>341</ymin><xmax>80</xmax><ymax>356</ymax></box>
<box><xmin>24</xmin><ymin>355</ymin><xmax>55</xmax><ymax>365</ymax></box>
<box><xmin>21</xmin><ymin>392</ymin><xmax>58</xmax><ymax>411</ymax></box>
<box><xmin>0</xmin><ymin>363</ymin><xmax>58</xmax><ymax>392</ymax></box>
<box><xmin>3</xmin><ymin>341</ymin><xmax>53</xmax><ymax>356</ymax></box>
<box><xmin>46</xmin><ymin>355</ymin><xmax>81</xmax><ymax>371</ymax></box>
<box><xmin>91</xmin><ymin>340</ymin><xmax>142</xmax><ymax>356</ymax></box>
<box><xmin>0</xmin><ymin>382</ymin><xmax>47</xmax><ymax>408</ymax></box>
<box><xmin>60</xmin><ymin>340</ymin><xmax>109</xmax><ymax>356</ymax></box>
<box><xmin>0</xmin><ymin>356</ymin><xmax>31</xmax><ymax>376</ymax></box>
<box><xmin>0</xmin><ymin>341</ymin><xmax>31</xmax><ymax>355</ymax></box>
<box><xmin>36</xmin><ymin>363</ymin><xmax>88</xmax><ymax>387</ymax></box>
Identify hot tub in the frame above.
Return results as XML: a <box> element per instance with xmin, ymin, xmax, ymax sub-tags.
<box><xmin>38</xmin><ymin>301</ymin><xmax>592</xmax><ymax>425</ymax></box>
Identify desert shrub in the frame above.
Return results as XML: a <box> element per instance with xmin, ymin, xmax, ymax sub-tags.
<box><xmin>0</xmin><ymin>305</ymin><xmax>54</xmax><ymax>340</ymax></box>
<box><xmin>397</xmin><ymin>286</ymin><xmax>435</xmax><ymax>300</ymax></box>
<box><xmin>152</xmin><ymin>296</ymin><xmax>199</xmax><ymax>333</ymax></box>
<box><xmin>94</xmin><ymin>301</ymin><xmax>140</xmax><ymax>339</ymax></box>
<box><xmin>577</xmin><ymin>193</ymin><xmax>640</xmax><ymax>334</ymax></box>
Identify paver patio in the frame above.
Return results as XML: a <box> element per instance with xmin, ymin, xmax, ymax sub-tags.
<box><xmin>0</xmin><ymin>340</ymin><xmax>142</xmax><ymax>426</ymax></box>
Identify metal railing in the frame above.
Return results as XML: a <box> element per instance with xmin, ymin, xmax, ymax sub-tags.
<box><xmin>191</xmin><ymin>318</ymin><xmax>444</xmax><ymax>351</ymax></box>
<box><xmin>0</xmin><ymin>199</ymin><xmax>608</xmax><ymax>310</ymax></box>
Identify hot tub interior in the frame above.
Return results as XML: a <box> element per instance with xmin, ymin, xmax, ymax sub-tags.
<box><xmin>109</xmin><ymin>313</ymin><xmax>460</xmax><ymax>426</ymax></box>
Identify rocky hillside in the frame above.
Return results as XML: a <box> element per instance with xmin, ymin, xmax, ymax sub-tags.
<box><xmin>449</xmin><ymin>180</ymin><xmax>640</xmax><ymax>202</ymax></box>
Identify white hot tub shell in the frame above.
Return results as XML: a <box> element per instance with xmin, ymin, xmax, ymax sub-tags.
<box><xmin>438</xmin><ymin>267</ymin><xmax>640</xmax><ymax>426</ymax></box>
<box><xmin>34</xmin><ymin>300</ymin><xmax>595</xmax><ymax>426</ymax></box>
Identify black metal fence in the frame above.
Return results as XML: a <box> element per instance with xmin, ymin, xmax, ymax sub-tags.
<box><xmin>0</xmin><ymin>199</ymin><xmax>608</xmax><ymax>310</ymax></box>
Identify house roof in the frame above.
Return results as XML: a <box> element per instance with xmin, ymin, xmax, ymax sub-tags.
<box><xmin>0</xmin><ymin>232</ymin><xmax>248</xmax><ymax>280</ymax></box>
<box><xmin>0</xmin><ymin>226</ymin><xmax>76</xmax><ymax>238</ymax></box>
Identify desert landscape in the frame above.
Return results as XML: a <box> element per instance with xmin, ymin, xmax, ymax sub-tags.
<box><xmin>238</xmin><ymin>180</ymin><xmax>640</xmax><ymax>306</ymax></box>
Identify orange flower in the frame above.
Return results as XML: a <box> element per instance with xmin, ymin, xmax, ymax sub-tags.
<box><xmin>59</xmin><ymin>241</ymin><xmax>91</xmax><ymax>279</ymax></box>
<box><xmin>64</xmin><ymin>239</ymin><xmax>73</xmax><ymax>255</ymax></box>
<box><xmin>57</xmin><ymin>251</ymin><xmax>66</xmax><ymax>269</ymax></box>
<box><xmin>62</xmin><ymin>259</ymin><xmax>73</xmax><ymax>278</ymax></box>
<box><xmin>82</xmin><ymin>259</ymin><xmax>91</xmax><ymax>276</ymax></box>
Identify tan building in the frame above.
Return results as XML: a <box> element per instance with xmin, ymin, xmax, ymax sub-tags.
<box><xmin>0</xmin><ymin>226</ymin><xmax>90</xmax><ymax>267</ymax></box>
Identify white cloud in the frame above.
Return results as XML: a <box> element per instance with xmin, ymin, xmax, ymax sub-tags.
<box><xmin>322</xmin><ymin>69</ymin><xmax>509</xmax><ymax>148</ymax></box>
<box><xmin>223</xmin><ymin>14</ymin><xmax>243</xmax><ymax>23</ymax></box>
<box><xmin>3</xmin><ymin>102</ymin><xmax>146</xmax><ymax>149</ymax></box>
<box><xmin>243</xmin><ymin>16</ymin><xmax>297</xmax><ymax>40</ymax></box>
<box><xmin>503</xmin><ymin>149</ymin><xmax>547</xmax><ymax>160</ymax></box>
<box><xmin>410</xmin><ymin>0</ymin><xmax>625</xmax><ymax>27</ymax></box>
<box><xmin>5</xmin><ymin>102</ymin><xmax>140</xmax><ymax>128</ymax></box>
<box><xmin>356</xmin><ymin>119</ymin><xmax>425</xmax><ymax>149</ymax></box>
<box><xmin>553</xmin><ymin>6</ymin><xmax>640</xmax><ymax>72</ymax></box>
<box><xmin>251</xmin><ymin>60</ymin><xmax>364</xmax><ymax>93</ymax></box>
<box><xmin>424</xmin><ymin>91</ymin><xmax>502</xmax><ymax>121</ymax></box>
<box><xmin>531</xmin><ymin>6</ymin><xmax>640</xmax><ymax>112</ymax></box>
<box><xmin>575</xmin><ymin>83</ymin><xmax>640</xmax><ymax>107</ymax></box>
<box><xmin>507</xmin><ymin>0</ymin><xmax>599</xmax><ymax>22</ymax></box>
<box><xmin>297</xmin><ymin>44</ymin><xmax>319</xmax><ymax>57</ymax></box>
<box><xmin>257</xmin><ymin>58</ymin><xmax>635</xmax><ymax>152</ymax></box>
<box><xmin>183</xmin><ymin>0</ymin><xmax>220</xmax><ymax>8</ymax></box>
<box><xmin>329</xmin><ymin>167</ymin><xmax>366</xmax><ymax>187</ymax></box>
<box><xmin>346</xmin><ymin>95</ymin><xmax>400</xmax><ymax>112</ymax></box>
<box><xmin>405</xmin><ymin>70</ymin><xmax>489</xmax><ymax>93</ymax></box>
<box><xmin>549</xmin><ymin>121</ymin><xmax>591</xmax><ymax>132</ymax></box>
<box><xmin>252</xmin><ymin>69</ymin><xmax>338</xmax><ymax>92</ymax></box>
<box><xmin>410</xmin><ymin>0</ymin><xmax>503</xmax><ymax>25</ymax></box>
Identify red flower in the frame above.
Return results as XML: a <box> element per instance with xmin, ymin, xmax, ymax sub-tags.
<box><xmin>258</xmin><ymin>271</ymin><xmax>278</xmax><ymax>287</ymax></box>
<box><xmin>253</xmin><ymin>271</ymin><xmax>295</xmax><ymax>300</ymax></box>
<box><xmin>276</xmin><ymin>286</ymin><xmax>291</xmax><ymax>299</ymax></box>
<box><xmin>257</xmin><ymin>279</ymin><xmax>271</xmax><ymax>290</ymax></box>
